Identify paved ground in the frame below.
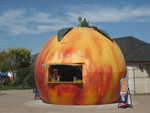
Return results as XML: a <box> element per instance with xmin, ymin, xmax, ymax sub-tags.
<box><xmin>0</xmin><ymin>90</ymin><xmax>150</xmax><ymax>113</ymax></box>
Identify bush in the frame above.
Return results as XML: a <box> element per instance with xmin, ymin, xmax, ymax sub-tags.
<box><xmin>15</xmin><ymin>65</ymin><xmax>35</xmax><ymax>88</ymax></box>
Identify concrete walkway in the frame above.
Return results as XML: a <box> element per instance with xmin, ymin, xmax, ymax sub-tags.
<box><xmin>0</xmin><ymin>90</ymin><xmax>149</xmax><ymax>113</ymax></box>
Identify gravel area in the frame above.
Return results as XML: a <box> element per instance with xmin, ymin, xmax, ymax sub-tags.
<box><xmin>0</xmin><ymin>90</ymin><xmax>149</xmax><ymax>113</ymax></box>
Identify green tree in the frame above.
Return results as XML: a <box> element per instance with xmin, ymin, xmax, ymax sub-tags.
<box><xmin>7</xmin><ymin>48</ymin><xmax>32</xmax><ymax>73</ymax></box>
<box><xmin>15</xmin><ymin>65</ymin><xmax>35</xmax><ymax>88</ymax></box>
<box><xmin>0</xmin><ymin>50</ymin><xmax>9</xmax><ymax>72</ymax></box>
<box><xmin>0</xmin><ymin>48</ymin><xmax>33</xmax><ymax>88</ymax></box>
<box><xmin>7</xmin><ymin>48</ymin><xmax>32</xmax><ymax>88</ymax></box>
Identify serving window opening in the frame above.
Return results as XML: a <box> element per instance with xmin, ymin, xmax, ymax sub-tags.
<box><xmin>48</xmin><ymin>64</ymin><xmax>82</xmax><ymax>83</ymax></box>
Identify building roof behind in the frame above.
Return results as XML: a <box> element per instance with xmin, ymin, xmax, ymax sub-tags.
<box><xmin>114</xmin><ymin>36</ymin><xmax>150</xmax><ymax>62</ymax></box>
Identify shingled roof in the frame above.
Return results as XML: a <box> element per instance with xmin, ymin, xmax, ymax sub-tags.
<box><xmin>113</xmin><ymin>36</ymin><xmax>150</xmax><ymax>63</ymax></box>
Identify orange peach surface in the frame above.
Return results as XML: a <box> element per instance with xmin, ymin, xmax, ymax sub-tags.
<box><xmin>35</xmin><ymin>27</ymin><xmax>126</xmax><ymax>105</ymax></box>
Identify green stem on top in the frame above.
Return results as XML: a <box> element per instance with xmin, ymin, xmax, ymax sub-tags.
<box><xmin>78</xmin><ymin>17</ymin><xmax>90</xmax><ymax>27</ymax></box>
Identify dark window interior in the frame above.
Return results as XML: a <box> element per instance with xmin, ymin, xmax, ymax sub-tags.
<box><xmin>48</xmin><ymin>64</ymin><xmax>82</xmax><ymax>82</ymax></box>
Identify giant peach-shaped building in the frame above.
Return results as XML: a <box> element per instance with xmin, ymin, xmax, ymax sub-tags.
<box><xmin>35</xmin><ymin>24</ymin><xmax>126</xmax><ymax>105</ymax></box>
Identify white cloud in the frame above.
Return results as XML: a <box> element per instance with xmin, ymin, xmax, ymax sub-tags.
<box><xmin>37</xmin><ymin>25</ymin><xmax>69</xmax><ymax>32</ymax></box>
<box><xmin>67</xmin><ymin>6</ymin><xmax>150</xmax><ymax>22</ymax></box>
<box><xmin>26</xmin><ymin>12</ymin><xmax>66</xmax><ymax>24</ymax></box>
<box><xmin>0</xmin><ymin>9</ymin><xmax>68</xmax><ymax>35</ymax></box>
<box><xmin>0</xmin><ymin>5</ymin><xmax>150</xmax><ymax>35</ymax></box>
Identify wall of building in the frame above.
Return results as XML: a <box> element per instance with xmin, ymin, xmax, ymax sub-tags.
<box><xmin>127</xmin><ymin>64</ymin><xmax>150</xmax><ymax>95</ymax></box>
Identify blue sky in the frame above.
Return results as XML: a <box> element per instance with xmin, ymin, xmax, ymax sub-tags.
<box><xmin>0</xmin><ymin>0</ymin><xmax>150</xmax><ymax>54</ymax></box>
